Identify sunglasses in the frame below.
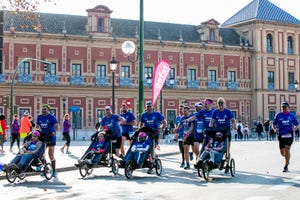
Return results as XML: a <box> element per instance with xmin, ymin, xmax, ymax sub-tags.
<box><xmin>218</xmin><ymin>102</ymin><xmax>224</xmax><ymax>105</ymax></box>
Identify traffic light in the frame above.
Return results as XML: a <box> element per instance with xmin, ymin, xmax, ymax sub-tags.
<box><xmin>43</xmin><ymin>63</ymin><xmax>49</xmax><ymax>72</ymax></box>
<box><xmin>3</xmin><ymin>95</ymin><xmax>9</xmax><ymax>108</ymax></box>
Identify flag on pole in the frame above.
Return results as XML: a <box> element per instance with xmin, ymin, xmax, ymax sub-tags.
<box><xmin>152</xmin><ymin>60</ymin><xmax>171</xmax><ymax>105</ymax></box>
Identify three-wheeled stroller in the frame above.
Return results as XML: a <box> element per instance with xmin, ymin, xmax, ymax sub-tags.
<box><xmin>3</xmin><ymin>132</ymin><xmax>53</xmax><ymax>183</ymax></box>
<box><xmin>195</xmin><ymin>126</ymin><xmax>236</xmax><ymax>181</ymax></box>
<box><xmin>120</xmin><ymin>127</ymin><xmax>163</xmax><ymax>179</ymax></box>
<box><xmin>75</xmin><ymin>130</ymin><xmax>119</xmax><ymax>178</ymax></box>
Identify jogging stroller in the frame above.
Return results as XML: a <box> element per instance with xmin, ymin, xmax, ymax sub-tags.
<box><xmin>120</xmin><ymin>127</ymin><xmax>163</xmax><ymax>179</ymax></box>
<box><xmin>3</xmin><ymin>132</ymin><xmax>54</xmax><ymax>183</ymax></box>
<box><xmin>196</xmin><ymin>126</ymin><xmax>236</xmax><ymax>181</ymax></box>
<box><xmin>74</xmin><ymin>130</ymin><xmax>119</xmax><ymax>178</ymax></box>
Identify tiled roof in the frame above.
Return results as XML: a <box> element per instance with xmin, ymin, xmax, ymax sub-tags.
<box><xmin>4</xmin><ymin>11</ymin><xmax>240</xmax><ymax>46</ymax></box>
<box><xmin>222</xmin><ymin>0</ymin><xmax>300</xmax><ymax>27</ymax></box>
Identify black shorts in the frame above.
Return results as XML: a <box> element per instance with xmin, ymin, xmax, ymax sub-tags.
<box><xmin>183</xmin><ymin>134</ymin><xmax>194</xmax><ymax>145</ymax></box>
<box><xmin>112</xmin><ymin>136</ymin><xmax>122</xmax><ymax>149</ymax></box>
<box><xmin>41</xmin><ymin>133</ymin><xmax>56</xmax><ymax>147</ymax></box>
<box><xmin>122</xmin><ymin>132</ymin><xmax>132</xmax><ymax>140</ymax></box>
<box><xmin>278</xmin><ymin>135</ymin><xmax>293</xmax><ymax>149</ymax></box>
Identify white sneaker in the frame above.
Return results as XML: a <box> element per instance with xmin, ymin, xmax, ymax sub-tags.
<box><xmin>60</xmin><ymin>147</ymin><xmax>64</xmax><ymax>153</ymax></box>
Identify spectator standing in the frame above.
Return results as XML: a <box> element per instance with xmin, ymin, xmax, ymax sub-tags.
<box><xmin>0</xmin><ymin>114</ymin><xmax>6</xmax><ymax>153</ymax></box>
<box><xmin>35</xmin><ymin>104</ymin><xmax>60</xmax><ymax>177</ymax></box>
<box><xmin>174</xmin><ymin>104</ymin><xmax>185</xmax><ymax>167</ymax></box>
<box><xmin>256</xmin><ymin>122</ymin><xmax>264</xmax><ymax>141</ymax></box>
<box><xmin>20</xmin><ymin>111</ymin><xmax>32</xmax><ymax>139</ymax></box>
<box><xmin>28</xmin><ymin>115</ymin><xmax>35</xmax><ymax>131</ymax></box>
<box><xmin>263</xmin><ymin>120</ymin><xmax>270</xmax><ymax>140</ymax></box>
<box><xmin>272</xmin><ymin>101</ymin><xmax>298</xmax><ymax>172</ymax></box>
<box><xmin>236</xmin><ymin>120</ymin><xmax>243</xmax><ymax>140</ymax></box>
<box><xmin>120</xmin><ymin>103</ymin><xmax>137</xmax><ymax>157</ymax></box>
<box><xmin>10</xmin><ymin>114</ymin><xmax>21</xmax><ymax>152</ymax></box>
<box><xmin>60</xmin><ymin>114</ymin><xmax>71</xmax><ymax>154</ymax></box>
<box><xmin>243</xmin><ymin>125</ymin><xmax>250</xmax><ymax>141</ymax></box>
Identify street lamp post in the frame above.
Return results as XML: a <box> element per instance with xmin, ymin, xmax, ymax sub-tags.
<box><xmin>10</xmin><ymin>57</ymin><xmax>51</xmax><ymax>124</ymax></box>
<box><xmin>110</xmin><ymin>57</ymin><xmax>118</xmax><ymax>113</ymax></box>
<box><xmin>121</xmin><ymin>0</ymin><xmax>144</xmax><ymax>117</ymax></box>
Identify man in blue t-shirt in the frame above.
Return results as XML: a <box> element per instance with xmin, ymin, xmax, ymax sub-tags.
<box><xmin>35</xmin><ymin>104</ymin><xmax>59</xmax><ymax>176</ymax></box>
<box><xmin>120</xmin><ymin>103</ymin><xmax>137</xmax><ymax>157</ymax></box>
<box><xmin>98</xmin><ymin>105</ymin><xmax>122</xmax><ymax>157</ymax></box>
<box><xmin>139</xmin><ymin>101</ymin><xmax>167</xmax><ymax>174</ymax></box>
<box><xmin>272</xmin><ymin>101</ymin><xmax>299</xmax><ymax>172</ymax></box>
<box><xmin>209</xmin><ymin>97</ymin><xmax>236</xmax><ymax>173</ymax></box>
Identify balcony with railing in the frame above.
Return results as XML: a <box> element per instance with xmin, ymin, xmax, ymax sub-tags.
<box><xmin>187</xmin><ymin>80</ymin><xmax>199</xmax><ymax>89</ymax></box>
<box><xmin>120</xmin><ymin>77</ymin><xmax>133</xmax><ymax>87</ymax></box>
<box><xmin>207</xmin><ymin>81</ymin><xmax>219</xmax><ymax>89</ymax></box>
<box><xmin>18</xmin><ymin>74</ymin><xmax>33</xmax><ymax>83</ymax></box>
<box><xmin>95</xmin><ymin>77</ymin><xmax>109</xmax><ymax>86</ymax></box>
<box><xmin>0</xmin><ymin>74</ymin><xmax>6</xmax><ymax>83</ymax></box>
<box><xmin>70</xmin><ymin>76</ymin><xmax>85</xmax><ymax>85</ymax></box>
<box><xmin>44</xmin><ymin>74</ymin><xmax>59</xmax><ymax>85</ymax></box>
<box><xmin>268</xmin><ymin>82</ymin><xmax>275</xmax><ymax>90</ymax></box>
<box><xmin>227</xmin><ymin>81</ymin><xmax>238</xmax><ymax>90</ymax></box>
<box><xmin>166</xmin><ymin>79</ymin><xmax>178</xmax><ymax>88</ymax></box>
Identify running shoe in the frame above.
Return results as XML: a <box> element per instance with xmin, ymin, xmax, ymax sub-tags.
<box><xmin>180</xmin><ymin>162</ymin><xmax>185</xmax><ymax>168</ymax></box>
<box><xmin>283</xmin><ymin>165</ymin><xmax>288</xmax><ymax>172</ymax></box>
<box><xmin>147</xmin><ymin>168</ymin><xmax>154</xmax><ymax>174</ymax></box>
<box><xmin>184</xmin><ymin>163</ymin><xmax>190</xmax><ymax>170</ymax></box>
<box><xmin>60</xmin><ymin>147</ymin><xmax>64</xmax><ymax>153</ymax></box>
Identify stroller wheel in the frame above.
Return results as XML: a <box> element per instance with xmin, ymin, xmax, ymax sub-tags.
<box><xmin>201</xmin><ymin>160</ymin><xmax>210</xmax><ymax>181</ymax></box>
<box><xmin>154</xmin><ymin>159</ymin><xmax>162</xmax><ymax>176</ymax></box>
<box><xmin>124</xmin><ymin>161</ymin><xmax>133</xmax><ymax>179</ymax></box>
<box><xmin>43</xmin><ymin>163</ymin><xmax>54</xmax><ymax>180</ymax></box>
<box><xmin>79</xmin><ymin>164</ymin><xmax>92</xmax><ymax>178</ymax></box>
<box><xmin>6</xmin><ymin>165</ymin><xmax>18</xmax><ymax>183</ymax></box>
<box><xmin>111</xmin><ymin>159</ymin><xmax>119</xmax><ymax>175</ymax></box>
<box><xmin>18</xmin><ymin>172</ymin><xmax>26</xmax><ymax>180</ymax></box>
<box><xmin>229</xmin><ymin>158</ymin><xmax>236</xmax><ymax>177</ymax></box>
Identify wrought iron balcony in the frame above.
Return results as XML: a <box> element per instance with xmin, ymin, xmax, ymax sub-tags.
<box><xmin>288</xmin><ymin>83</ymin><xmax>296</xmax><ymax>91</ymax></box>
<box><xmin>208</xmin><ymin>81</ymin><xmax>219</xmax><ymax>89</ymax></box>
<box><xmin>187</xmin><ymin>80</ymin><xmax>199</xmax><ymax>89</ymax></box>
<box><xmin>95</xmin><ymin>77</ymin><xmax>109</xmax><ymax>86</ymax></box>
<box><xmin>268</xmin><ymin>83</ymin><xmax>275</xmax><ymax>90</ymax></box>
<box><xmin>166</xmin><ymin>79</ymin><xmax>178</xmax><ymax>88</ymax></box>
<box><xmin>227</xmin><ymin>81</ymin><xmax>238</xmax><ymax>90</ymax></box>
<box><xmin>44</xmin><ymin>74</ymin><xmax>59</xmax><ymax>85</ymax></box>
<box><xmin>0</xmin><ymin>74</ymin><xmax>6</xmax><ymax>83</ymax></box>
<box><xmin>70</xmin><ymin>76</ymin><xmax>85</xmax><ymax>85</ymax></box>
<box><xmin>120</xmin><ymin>77</ymin><xmax>133</xmax><ymax>87</ymax></box>
<box><xmin>18</xmin><ymin>74</ymin><xmax>32</xmax><ymax>83</ymax></box>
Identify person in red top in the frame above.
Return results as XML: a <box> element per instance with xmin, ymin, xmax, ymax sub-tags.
<box><xmin>0</xmin><ymin>114</ymin><xmax>7</xmax><ymax>153</ymax></box>
<box><xmin>20</xmin><ymin>111</ymin><xmax>32</xmax><ymax>139</ymax></box>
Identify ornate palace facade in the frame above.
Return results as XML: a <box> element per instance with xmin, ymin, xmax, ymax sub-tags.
<box><xmin>0</xmin><ymin>0</ymin><xmax>299</xmax><ymax>130</ymax></box>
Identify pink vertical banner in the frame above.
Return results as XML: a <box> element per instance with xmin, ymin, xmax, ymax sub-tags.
<box><xmin>152</xmin><ymin>60</ymin><xmax>171</xmax><ymax>105</ymax></box>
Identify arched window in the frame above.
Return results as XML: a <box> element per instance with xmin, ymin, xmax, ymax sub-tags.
<box><xmin>287</xmin><ymin>36</ymin><xmax>293</xmax><ymax>55</ymax></box>
<box><xmin>267</xmin><ymin>34</ymin><xmax>273</xmax><ymax>53</ymax></box>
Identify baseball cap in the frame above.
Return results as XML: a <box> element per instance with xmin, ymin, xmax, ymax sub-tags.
<box><xmin>105</xmin><ymin>105</ymin><xmax>112</xmax><ymax>110</ymax></box>
<box><xmin>24</xmin><ymin>111</ymin><xmax>29</xmax><ymax>116</ymax></box>
<box><xmin>204</xmin><ymin>98</ymin><xmax>213</xmax><ymax>104</ymax></box>
<box><xmin>194</xmin><ymin>102</ymin><xmax>203</xmax><ymax>108</ymax></box>
<box><xmin>121</xmin><ymin>102</ymin><xmax>127</xmax><ymax>107</ymax></box>
<box><xmin>281</xmin><ymin>101</ymin><xmax>289</xmax><ymax>107</ymax></box>
<box><xmin>146</xmin><ymin>101</ymin><xmax>153</xmax><ymax>107</ymax></box>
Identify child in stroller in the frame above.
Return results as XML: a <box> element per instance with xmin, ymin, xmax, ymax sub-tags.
<box><xmin>198</xmin><ymin>132</ymin><xmax>224</xmax><ymax>166</ymax></box>
<box><xmin>8</xmin><ymin>130</ymin><xmax>43</xmax><ymax>172</ymax></box>
<box><xmin>121</xmin><ymin>127</ymin><xmax>163</xmax><ymax>179</ymax></box>
<box><xmin>75</xmin><ymin>130</ymin><xmax>119</xmax><ymax>177</ymax></box>
<box><xmin>77</xmin><ymin>131</ymin><xmax>109</xmax><ymax>166</ymax></box>
<box><xmin>123</xmin><ymin>132</ymin><xmax>152</xmax><ymax>168</ymax></box>
<box><xmin>3</xmin><ymin>130</ymin><xmax>54</xmax><ymax>183</ymax></box>
<box><xmin>195</xmin><ymin>127</ymin><xmax>236</xmax><ymax>181</ymax></box>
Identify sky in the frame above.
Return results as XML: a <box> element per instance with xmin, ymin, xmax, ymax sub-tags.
<box><xmin>34</xmin><ymin>0</ymin><xmax>300</xmax><ymax>25</ymax></box>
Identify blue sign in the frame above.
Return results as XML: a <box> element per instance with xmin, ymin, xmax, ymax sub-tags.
<box><xmin>68</xmin><ymin>105</ymin><xmax>80</xmax><ymax>112</ymax></box>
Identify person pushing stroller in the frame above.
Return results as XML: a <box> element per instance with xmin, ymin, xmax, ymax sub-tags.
<box><xmin>198</xmin><ymin>132</ymin><xmax>224</xmax><ymax>166</ymax></box>
<box><xmin>124</xmin><ymin>132</ymin><xmax>152</xmax><ymax>168</ymax></box>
